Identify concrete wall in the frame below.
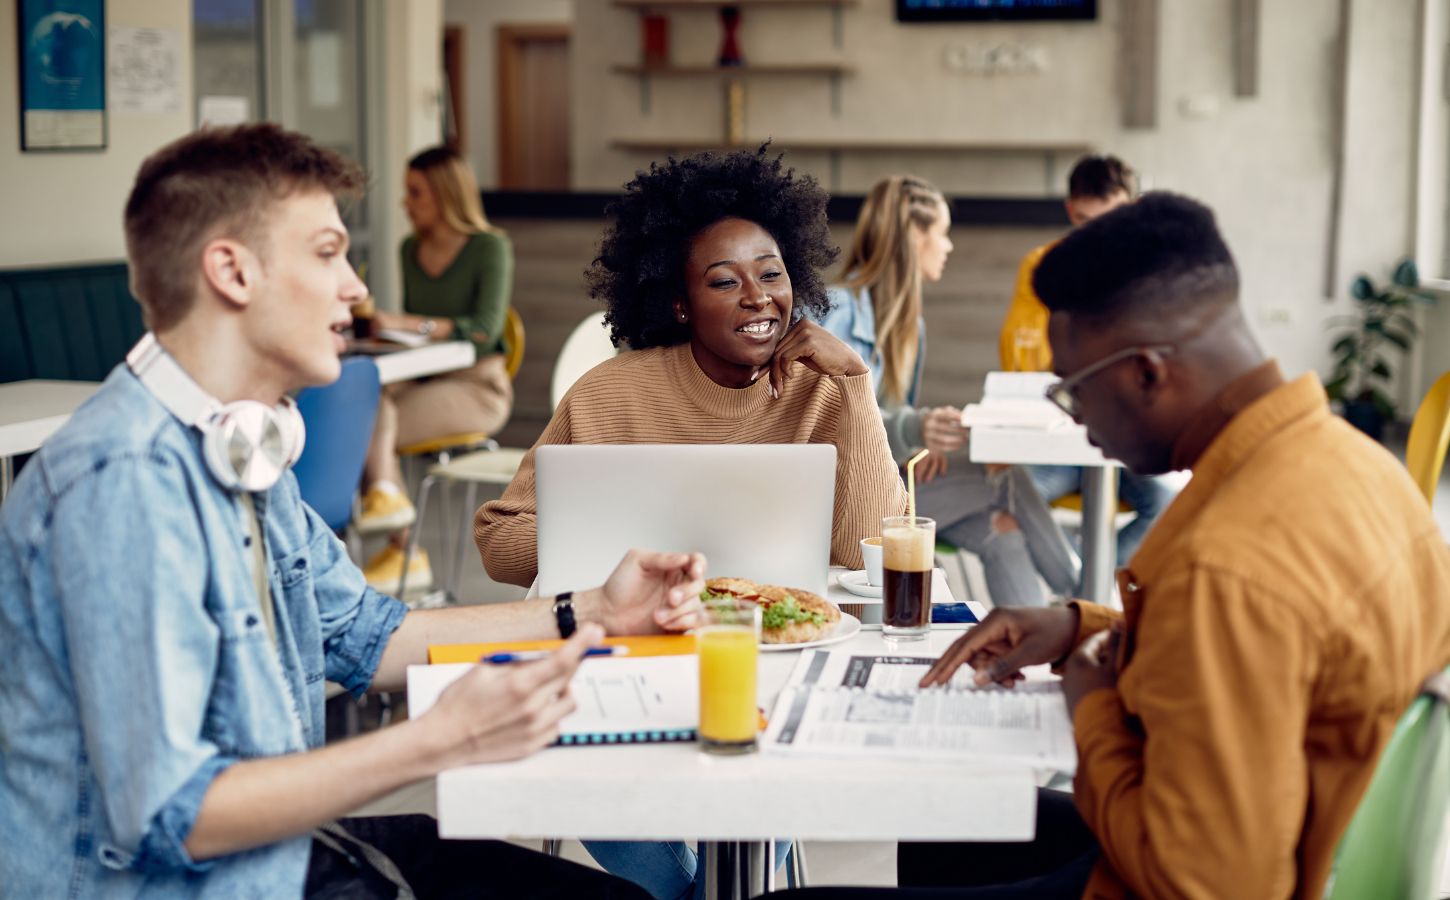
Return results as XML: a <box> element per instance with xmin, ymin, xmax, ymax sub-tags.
<box><xmin>442</xmin><ymin>0</ymin><xmax>573</xmax><ymax>189</ymax></box>
<box><xmin>0</xmin><ymin>0</ymin><xmax>193</xmax><ymax>267</ymax></box>
<box><xmin>568</xmin><ymin>0</ymin><xmax>1426</xmax><ymax>397</ymax></box>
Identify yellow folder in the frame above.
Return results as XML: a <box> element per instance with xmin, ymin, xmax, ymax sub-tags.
<box><xmin>427</xmin><ymin>633</ymin><xmax>696</xmax><ymax>664</ymax></box>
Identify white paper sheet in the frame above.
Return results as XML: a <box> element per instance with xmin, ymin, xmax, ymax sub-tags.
<box><xmin>763</xmin><ymin>650</ymin><xmax>1076</xmax><ymax>771</ymax></box>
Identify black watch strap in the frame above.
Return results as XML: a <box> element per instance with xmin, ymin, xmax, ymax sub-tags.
<box><xmin>552</xmin><ymin>591</ymin><xmax>577</xmax><ymax>638</ymax></box>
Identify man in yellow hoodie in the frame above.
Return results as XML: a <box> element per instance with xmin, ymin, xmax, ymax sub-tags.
<box><xmin>894</xmin><ymin>193</ymin><xmax>1450</xmax><ymax>898</ymax></box>
<box><xmin>1000</xmin><ymin>155</ymin><xmax>1172</xmax><ymax>564</ymax></box>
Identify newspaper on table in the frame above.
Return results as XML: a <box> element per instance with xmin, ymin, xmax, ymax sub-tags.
<box><xmin>762</xmin><ymin>650</ymin><xmax>1077</xmax><ymax>772</ymax></box>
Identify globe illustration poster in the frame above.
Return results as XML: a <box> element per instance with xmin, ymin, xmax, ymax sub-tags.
<box><xmin>19</xmin><ymin>0</ymin><xmax>106</xmax><ymax>149</ymax></box>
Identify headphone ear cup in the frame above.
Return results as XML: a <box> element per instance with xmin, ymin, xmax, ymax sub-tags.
<box><xmin>277</xmin><ymin>396</ymin><xmax>306</xmax><ymax>466</ymax></box>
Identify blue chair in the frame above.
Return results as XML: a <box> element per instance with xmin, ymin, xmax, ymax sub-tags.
<box><xmin>294</xmin><ymin>356</ymin><xmax>381</xmax><ymax>533</ymax></box>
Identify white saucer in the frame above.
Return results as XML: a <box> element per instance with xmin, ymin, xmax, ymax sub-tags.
<box><xmin>836</xmin><ymin>570</ymin><xmax>883</xmax><ymax>599</ymax></box>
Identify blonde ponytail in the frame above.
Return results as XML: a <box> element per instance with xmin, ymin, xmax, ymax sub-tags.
<box><xmin>840</xmin><ymin>176</ymin><xmax>946</xmax><ymax>405</ymax></box>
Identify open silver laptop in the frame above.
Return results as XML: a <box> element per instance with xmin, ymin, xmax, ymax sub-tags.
<box><xmin>535</xmin><ymin>444</ymin><xmax>836</xmax><ymax>597</ymax></box>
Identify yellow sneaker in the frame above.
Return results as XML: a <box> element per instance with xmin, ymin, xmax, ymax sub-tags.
<box><xmin>357</xmin><ymin>487</ymin><xmax>415</xmax><ymax>534</ymax></box>
<box><xmin>363</xmin><ymin>546</ymin><xmax>432</xmax><ymax>595</ymax></box>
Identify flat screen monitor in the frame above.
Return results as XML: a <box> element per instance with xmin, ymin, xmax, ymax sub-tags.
<box><xmin>896</xmin><ymin>0</ymin><xmax>1097</xmax><ymax>23</ymax></box>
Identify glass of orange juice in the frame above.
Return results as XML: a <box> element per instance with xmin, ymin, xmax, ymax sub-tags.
<box><xmin>697</xmin><ymin>601</ymin><xmax>760</xmax><ymax>754</ymax></box>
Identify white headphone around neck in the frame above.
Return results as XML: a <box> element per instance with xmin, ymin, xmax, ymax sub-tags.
<box><xmin>126</xmin><ymin>333</ymin><xmax>306</xmax><ymax>493</ymax></box>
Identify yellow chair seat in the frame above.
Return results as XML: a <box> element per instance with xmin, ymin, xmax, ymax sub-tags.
<box><xmin>398</xmin><ymin>431</ymin><xmax>493</xmax><ymax>458</ymax></box>
<box><xmin>1406</xmin><ymin>371</ymin><xmax>1450</xmax><ymax>505</ymax></box>
<box><xmin>1050</xmin><ymin>492</ymin><xmax>1133</xmax><ymax>515</ymax></box>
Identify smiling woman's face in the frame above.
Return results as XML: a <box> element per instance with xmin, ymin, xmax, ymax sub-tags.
<box><xmin>679</xmin><ymin>217</ymin><xmax>794</xmax><ymax>387</ymax></box>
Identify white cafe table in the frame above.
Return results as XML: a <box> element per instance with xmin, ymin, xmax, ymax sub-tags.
<box><xmin>440</xmin><ymin>625</ymin><xmax>1032</xmax><ymax>897</ymax></box>
<box><xmin>0</xmin><ymin>379</ymin><xmax>100</xmax><ymax>502</ymax></box>
<box><xmin>372</xmin><ymin>586</ymin><xmax>1041</xmax><ymax>898</ymax></box>
<box><xmin>969</xmin><ymin>422</ymin><xmax>1121</xmax><ymax>608</ymax></box>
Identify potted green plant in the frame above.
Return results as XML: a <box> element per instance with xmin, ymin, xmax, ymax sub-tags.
<box><xmin>1325</xmin><ymin>259</ymin><xmax>1438</xmax><ymax>441</ymax></box>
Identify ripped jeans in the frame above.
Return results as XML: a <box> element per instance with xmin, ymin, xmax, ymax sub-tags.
<box><xmin>911</xmin><ymin>458</ymin><xmax>1079</xmax><ymax>607</ymax></box>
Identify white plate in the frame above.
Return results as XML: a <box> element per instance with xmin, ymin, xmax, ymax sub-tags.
<box><xmin>759</xmin><ymin>612</ymin><xmax>862</xmax><ymax>652</ymax></box>
<box><xmin>836</xmin><ymin>570</ymin><xmax>882</xmax><ymax>599</ymax></box>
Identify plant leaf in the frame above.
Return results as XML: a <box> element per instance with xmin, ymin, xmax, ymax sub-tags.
<box><xmin>1380</xmin><ymin>329</ymin><xmax>1411</xmax><ymax>350</ymax></box>
<box><xmin>1371</xmin><ymin>359</ymin><xmax>1392</xmax><ymax>379</ymax></box>
<box><xmin>1388</xmin><ymin>313</ymin><xmax>1419</xmax><ymax>336</ymax></box>
<box><xmin>1392</xmin><ymin>259</ymin><xmax>1419</xmax><ymax>287</ymax></box>
<box><xmin>1332</xmin><ymin>335</ymin><xmax>1356</xmax><ymax>356</ymax></box>
<box><xmin>1370</xmin><ymin>388</ymin><xmax>1397</xmax><ymax>418</ymax></box>
<box><xmin>1350</xmin><ymin>275</ymin><xmax>1375</xmax><ymax>301</ymax></box>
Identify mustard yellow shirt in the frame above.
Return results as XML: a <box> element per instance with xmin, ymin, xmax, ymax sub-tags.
<box><xmin>998</xmin><ymin>242</ymin><xmax>1054</xmax><ymax>372</ymax></box>
<box><xmin>1067</xmin><ymin>370</ymin><xmax>1450</xmax><ymax>898</ymax></box>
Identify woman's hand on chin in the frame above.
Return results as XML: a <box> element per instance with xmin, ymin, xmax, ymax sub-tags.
<box><xmin>767</xmin><ymin>320</ymin><xmax>869</xmax><ymax>399</ymax></box>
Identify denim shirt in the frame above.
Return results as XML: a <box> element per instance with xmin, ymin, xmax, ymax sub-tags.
<box><xmin>820</xmin><ymin>283</ymin><xmax>927</xmax><ymax>462</ymax></box>
<box><xmin>0</xmin><ymin>366</ymin><xmax>409</xmax><ymax>899</ymax></box>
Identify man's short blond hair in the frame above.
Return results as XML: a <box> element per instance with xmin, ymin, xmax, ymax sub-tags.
<box><xmin>123</xmin><ymin>123</ymin><xmax>365</xmax><ymax>331</ymax></box>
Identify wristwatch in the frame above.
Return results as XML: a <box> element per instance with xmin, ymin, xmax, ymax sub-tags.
<box><xmin>417</xmin><ymin>318</ymin><xmax>437</xmax><ymax>337</ymax></box>
<box><xmin>552</xmin><ymin>591</ymin><xmax>577</xmax><ymax>638</ymax></box>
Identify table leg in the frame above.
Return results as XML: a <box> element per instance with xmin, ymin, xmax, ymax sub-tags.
<box><xmin>703</xmin><ymin>841</ymin><xmax>759</xmax><ymax>899</ymax></box>
<box><xmin>1079</xmin><ymin>467</ymin><xmax>1119</xmax><ymax>605</ymax></box>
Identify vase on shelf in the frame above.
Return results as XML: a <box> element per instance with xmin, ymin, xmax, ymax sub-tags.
<box><xmin>718</xmin><ymin>6</ymin><xmax>743</xmax><ymax>67</ymax></box>
<box><xmin>641</xmin><ymin>13</ymin><xmax>669</xmax><ymax>68</ymax></box>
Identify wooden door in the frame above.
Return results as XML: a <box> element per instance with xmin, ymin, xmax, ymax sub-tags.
<box><xmin>443</xmin><ymin>26</ymin><xmax>465</xmax><ymax>152</ymax></box>
<box><xmin>497</xmin><ymin>24</ymin><xmax>570</xmax><ymax>190</ymax></box>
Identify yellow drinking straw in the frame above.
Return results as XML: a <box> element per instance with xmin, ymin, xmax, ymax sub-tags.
<box><xmin>905</xmin><ymin>448</ymin><xmax>930</xmax><ymax>518</ymax></box>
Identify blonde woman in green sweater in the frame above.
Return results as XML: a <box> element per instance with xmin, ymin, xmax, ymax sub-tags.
<box><xmin>361</xmin><ymin>146</ymin><xmax>514</xmax><ymax>592</ymax></box>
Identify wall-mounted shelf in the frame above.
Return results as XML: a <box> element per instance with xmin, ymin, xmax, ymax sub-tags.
<box><xmin>610</xmin><ymin>138</ymin><xmax>1095</xmax><ymax>192</ymax></box>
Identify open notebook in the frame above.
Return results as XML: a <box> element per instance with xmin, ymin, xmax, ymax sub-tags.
<box><xmin>407</xmin><ymin>653</ymin><xmax>700</xmax><ymax>746</ymax></box>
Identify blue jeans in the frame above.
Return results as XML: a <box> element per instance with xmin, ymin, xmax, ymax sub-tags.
<box><xmin>585</xmin><ymin>840</ymin><xmax>793</xmax><ymax>900</ymax></box>
<box><xmin>1028</xmin><ymin>465</ymin><xmax>1175</xmax><ymax>565</ymax></box>
<box><xmin>913</xmin><ymin>460</ymin><xmax>1080</xmax><ymax>607</ymax></box>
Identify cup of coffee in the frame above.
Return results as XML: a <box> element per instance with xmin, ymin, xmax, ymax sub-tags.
<box><xmin>859</xmin><ymin>536</ymin><xmax>883</xmax><ymax>586</ymax></box>
<box><xmin>881</xmin><ymin>515</ymin><xmax>934</xmax><ymax>639</ymax></box>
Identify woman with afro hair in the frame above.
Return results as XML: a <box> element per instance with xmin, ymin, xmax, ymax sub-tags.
<box><xmin>474</xmin><ymin>146</ymin><xmax>907</xmax><ymax>594</ymax></box>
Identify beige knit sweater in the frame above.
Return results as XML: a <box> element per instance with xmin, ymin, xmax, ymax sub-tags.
<box><xmin>475</xmin><ymin>342</ymin><xmax>909</xmax><ymax>587</ymax></box>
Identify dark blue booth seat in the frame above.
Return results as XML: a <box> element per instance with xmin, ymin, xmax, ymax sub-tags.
<box><xmin>0</xmin><ymin>262</ymin><xmax>146</xmax><ymax>385</ymax></box>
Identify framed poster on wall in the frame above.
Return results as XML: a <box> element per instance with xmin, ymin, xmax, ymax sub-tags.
<box><xmin>17</xmin><ymin>0</ymin><xmax>106</xmax><ymax>151</ymax></box>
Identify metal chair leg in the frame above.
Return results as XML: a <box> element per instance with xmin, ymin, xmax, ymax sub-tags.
<box><xmin>449</xmin><ymin>480</ymin><xmax>480</xmax><ymax>600</ymax></box>
<box><xmin>541</xmin><ymin>838</ymin><xmax>561</xmax><ymax>857</ymax></box>
<box><xmin>398</xmin><ymin>473</ymin><xmax>437</xmax><ymax>599</ymax></box>
<box><xmin>790</xmin><ymin>840</ymin><xmax>808</xmax><ymax>888</ymax></box>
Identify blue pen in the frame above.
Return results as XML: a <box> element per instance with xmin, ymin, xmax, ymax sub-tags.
<box><xmin>481</xmin><ymin>646</ymin><xmax>630</xmax><ymax>664</ymax></box>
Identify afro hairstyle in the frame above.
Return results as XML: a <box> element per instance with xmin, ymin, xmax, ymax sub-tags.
<box><xmin>1033</xmin><ymin>191</ymin><xmax>1239</xmax><ymax>327</ymax></box>
<box><xmin>587</xmin><ymin>145</ymin><xmax>839</xmax><ymax>349</ymax></box>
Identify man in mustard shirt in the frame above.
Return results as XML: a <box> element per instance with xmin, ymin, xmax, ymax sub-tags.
<box><xmin>902</xmin><ymin>193</ymin><xmax>1450</xmax><ymax>898</ymax></box>
<box><xmin>1000</xmin><ymin>156</ymin><xmax>1172</xmax><ymax>565</ymax></box>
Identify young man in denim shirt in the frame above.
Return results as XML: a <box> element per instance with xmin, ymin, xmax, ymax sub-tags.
<box><xmin>0</xmin><ymin>124</ymin><xmax>704</xmax><ymax>899</ymax></box>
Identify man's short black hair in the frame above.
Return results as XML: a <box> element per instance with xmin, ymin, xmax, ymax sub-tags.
<box><xmin>587</xmin><ymin>145</ymin><xmax>838</xmax><ymax>349</ymax></box>
<box><xmin>1034</xmin><ymin>192</ymin><xmax>1239</xmax><ymax>324</ymax></box>
<box><xmin>1067</xmin><ymin>155</ymin><xmax>1135</xmax><ymax>200</ymax></box>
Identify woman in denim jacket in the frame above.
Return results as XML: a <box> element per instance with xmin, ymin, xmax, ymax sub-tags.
<box><xmin>820</xmin><ymin>176</ymin><xmax>1079</xmax><ymax>607</ymax></box>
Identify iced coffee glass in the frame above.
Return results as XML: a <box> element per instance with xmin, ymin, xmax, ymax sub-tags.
<box><xmin>882</xmin><ymin>515</ymin><xmax>934</xmax><ymax>639</ymax></box>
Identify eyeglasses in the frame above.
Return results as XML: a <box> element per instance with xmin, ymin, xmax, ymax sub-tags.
<box><xmin>1045</xmin><ymin>344</ymin><xmax>1175</xmax><ymax>419</ymax></box>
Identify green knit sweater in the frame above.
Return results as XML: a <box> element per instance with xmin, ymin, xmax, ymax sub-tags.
<box><xmin>400</xmin><ymin>230</ymin><xmax>513</xmax><ymax>358</ymax></box>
